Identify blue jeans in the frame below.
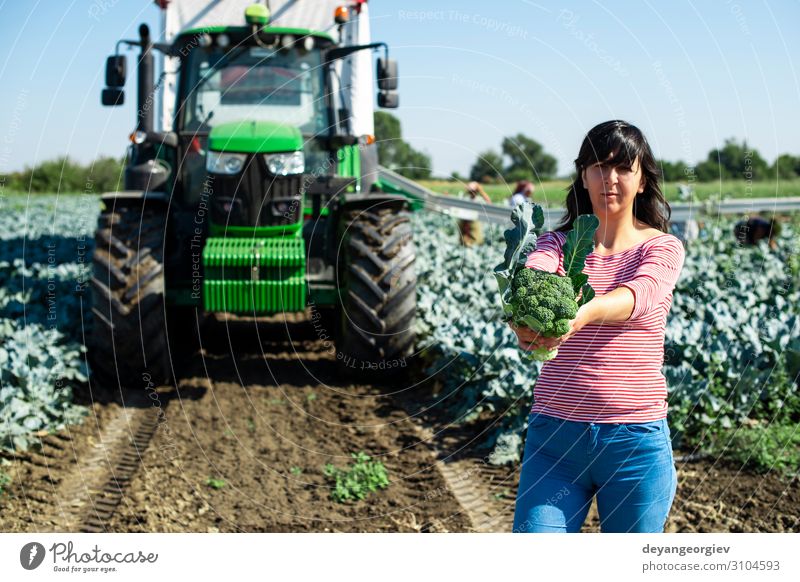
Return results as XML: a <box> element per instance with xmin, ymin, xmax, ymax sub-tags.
<box><xmin>512</xmin><ymin>413</ymin><xmax>678</xmax><ymax>533</ymax></box>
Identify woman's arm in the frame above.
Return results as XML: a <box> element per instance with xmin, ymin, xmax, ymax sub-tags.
<box><xmin>514</xmin><ymin>238</ymin><xmax>685</xmax><ymax>352</ymax></box>
<box><xmin>511</xmin><ymin>289</ymin><xmax>632</xmax><ymax>353</ymax></box>
<box><xmin>577</xmin><ymin>286</ymin><xmax>635</xmax><ymax>325</ymax></box>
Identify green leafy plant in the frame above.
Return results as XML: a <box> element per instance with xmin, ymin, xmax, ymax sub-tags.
<box><xmin>0</xmin><ymin>195</ymin><xmax>94</xmax><ymax>453</ymax></box>
<box><xmin>705</xmin><ymin>421</ymin><xmax>800</xmax><ymax>477</ymax></box>
<box><xmin>493</xmin><ymin>202</ymin><xmax>598</xmax><ymax>360</ymax></box>
<box><xmin>289</xmin><ymin>466</ymin><xmax>302</xmax><ymax>476</ymax></box>
<box><xmin>0</xmin><ymin>470</ymin><xmax>11</xmax><ymax>496</ymax></box>
<box><xmin>493</xmin><ymin>488</ymin><xmax>513</xmax><ymax>500</ymax></box>
<box><xmin>323</xmin><ymin>451</ymin><xmax>389</xmax><ymax>503</ymax></box>
<box><xmin>205</xmin><ymin>477</ymin><xmax>226</xmax><ymax>490</ymax></box>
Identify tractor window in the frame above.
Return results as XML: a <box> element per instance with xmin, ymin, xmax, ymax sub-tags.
<box><xmin>182</xmin><ymin>46</ymin><xmax>329</xmax><ymax>136</ymax></box>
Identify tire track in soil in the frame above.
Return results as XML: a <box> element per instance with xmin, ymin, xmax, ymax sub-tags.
<box><xmin>73</xmin><ymin>401</ymin><xmax>161</xmax><ymax>533</ymax></box>
<box><xmin>392</xmin><ymin>389</ymin><xmax>800</xmax><ymax>534</ymax></box>
<box><xmin>394</xmin><ymin>417</ymin><xmax>521</xmax><ymax>533</ymax></box>
<box><xmin>100</xmin><ymin>313</ymin><xmax>475</xmax><ymax>533</ymax></box>
<box><xmin>36</xmin><ymin>402</ymin><xmax>155</xmax><ymax>532</ymax></box>
<box><xmin>0</xmin><ymin>390</ymin><xmax>163</xmax><ymax>532</ymax></box>
<box><xmin>3</xmin><ymin>312</ymin><xmax>798</xmax><ymax>533</ymax></box>
<box><xmin>436</xmin><ymin>461</ymin><xmax>515</xmax><ymax>532</ymax></box>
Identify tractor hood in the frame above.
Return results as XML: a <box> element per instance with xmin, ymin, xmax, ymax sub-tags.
<box><xmin>208</xmin><ymin>121</ymin><xmax>302</xmax><ymax>154</ymax></box>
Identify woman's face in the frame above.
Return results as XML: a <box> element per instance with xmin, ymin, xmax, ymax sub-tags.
<box><xmin>581</xmin><ymin>155</ymin><xmax>646</xmax><ymax>217</ymax></box>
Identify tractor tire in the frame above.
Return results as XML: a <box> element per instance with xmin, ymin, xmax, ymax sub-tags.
<box><xmin>336</xmin><ymin>205</ymin><xmax>417</xmax><ymax>379</ymax></box>
<box><xmin>89</xmin><ymin>203</ymin><xmax>171</xmax><ymax>389</ymax></box>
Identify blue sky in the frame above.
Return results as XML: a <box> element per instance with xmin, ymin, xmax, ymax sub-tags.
<box><xmin>1</xmin><ymin>0</ymin><xmax>798</xmax><ymax>178</ymax></box>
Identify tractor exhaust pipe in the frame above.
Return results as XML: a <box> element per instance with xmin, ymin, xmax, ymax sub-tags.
<box><xmin>137</xmin><ymin>23</ymin><xmax>154</xmax><ymax>133</ymax></box>
<box><xmin>124</xmin><ymin>23</ymin><xmax>168</xmax><ymax>192</ymax></box>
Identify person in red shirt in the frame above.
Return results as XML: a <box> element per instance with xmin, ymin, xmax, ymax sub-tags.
<box><xmin>510</xmin><ymin>120</ymin><xmax>684</xmax><ymax>533</ymax></box>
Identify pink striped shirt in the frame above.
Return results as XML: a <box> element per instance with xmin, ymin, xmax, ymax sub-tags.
<box><xmin>524</xmin><ymin>229</ymin><xmax>686</xmax><ymax>423</ymax></box>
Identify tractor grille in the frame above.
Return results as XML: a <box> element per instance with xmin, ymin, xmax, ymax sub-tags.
<box><xmin>209</xmin><ymin>154</ymin><xmax>304</xmax><ymax>227</ymax></box>
<box><xmin>202</xmin><ymin>237</ymin><xmax>306</xmax><ymax>313</ymax></box>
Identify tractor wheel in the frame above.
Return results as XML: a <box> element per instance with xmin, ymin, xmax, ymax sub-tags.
<box><xmin>89</xmin><ymin>203</ymin><xmax>171</xmax><ymax>389</ymax></box>
<box><xmin>336</xmin><ymin>204</ymin><xmax>417</xmax><ymax>378</ymax></box>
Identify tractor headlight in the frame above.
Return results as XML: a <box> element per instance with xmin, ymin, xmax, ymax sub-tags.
<box><xmin>264</xmin><ymin>151</ymin><xmax>305</xmax><ymax>176</ymax></box>
<box><xmin>206</xmin><ymin>151</ymin><xmax>246</xmax><ymax>175</ymax></box>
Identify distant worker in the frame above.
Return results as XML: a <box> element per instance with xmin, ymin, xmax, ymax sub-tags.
<box><xmin>466</xmin><ymin>181</ymin><xmax>492</xmax><ymax>203</ymax></box>
<box><xmin>459</xmin><ymin>181</ymin><xmax>491</xmax><ymax>247</ymax></box>
<box><xmin>509</xmin><ymin>180</ymin><xmax>534</xmax><ymax>207</ymax></box>
<box><xmin>733</xmin><ymin>216</ymin><xmax>780</xmax><ymax>250</ymax></box>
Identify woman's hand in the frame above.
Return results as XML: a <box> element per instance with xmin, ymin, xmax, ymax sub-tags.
<box><xmin>508</xmin><ymin>321</ymin><xmax>554</xmax><ymax>352</ymax></box>
<box><xmin>508</xmin><ymin>304</ymin><xmax>591</xmax><ymax>353</ymax></box>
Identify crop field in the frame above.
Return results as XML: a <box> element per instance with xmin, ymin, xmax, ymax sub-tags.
<box><xmin>0</xmin><ymin>193</ymin><xmax>798</xmax><ymax>532</ymax></box>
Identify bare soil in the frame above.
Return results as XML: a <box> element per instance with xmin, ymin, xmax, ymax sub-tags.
<box><xmin>1</xmin><ymin>314</ymin><xmax>797</xmax><ymax>533</ymax></box>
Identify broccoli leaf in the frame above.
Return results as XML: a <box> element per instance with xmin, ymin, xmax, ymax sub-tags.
<box><xmin>521</xmin><ymin>314</ymin><xmax>546</xmax><ymax>334</ymax></box>
<box><xmin>562</xmin><ymin>214</ymin><xmax>599</xmax><ymax>277</ymax></box>
<box><xmin>578</xmin><ymin>284</ymin><xmax>595</xmax><ymax>307</ymax></box>
<box><xmin>562</xmin><ymin>214</ymin><xmax>599</xmax><ymax>300</ymax></box>
<box><xmin>571</xmin><ymin>272</ymin><xmax>588</xmax><ymax>296</ymax></box>
<box><xmin>493</xmin><ymin>202</ymin><xmax>544</xmax><ymax>300</ymax></box>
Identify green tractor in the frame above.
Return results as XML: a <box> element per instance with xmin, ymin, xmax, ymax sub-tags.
<box><xmin>91</xmin><ymin>2</ymin><xmax>419</xmax><ymax>386</ymax></box>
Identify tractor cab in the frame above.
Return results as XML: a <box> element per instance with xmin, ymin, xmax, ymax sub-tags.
<box><xmin>174</xmin><ymin>25</ymin><xmax>343</xmax><ymax>214</ymax></box>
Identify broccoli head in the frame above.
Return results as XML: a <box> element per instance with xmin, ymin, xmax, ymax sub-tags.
<box><xmin>509</xmin><ymin>268</ymin><xmax>579</xmax><ymax>338</ymax></box>
<box><xmin>511</xmin><ymin>267</ymin><xmax>537</xmax><ymax>292</ymax></box>
<box><xmin>495</xmin><ymin>208</ymin><xmax>598</xmax><ymax>363</ymax></box>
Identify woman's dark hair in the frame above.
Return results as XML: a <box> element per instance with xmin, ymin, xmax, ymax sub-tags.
<box><xmin>554</xmin><ymin>120</ymin><xmax>671</xmax><ymax>233</ymax></box>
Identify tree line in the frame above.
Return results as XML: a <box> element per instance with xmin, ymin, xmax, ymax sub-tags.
<box><xmin>2</xmin><ymin>112</ymin><xmax>434</xmax><ymax>193</ymax></box>
<box><xmin>659</xmin><ymin>139</ymin><xmax>800</xmax><ymax>182</ymax></box>
<box><xmin>5</xmin><ymin>124</ymin><xmax>799</xmax><ymax>193</ymax></box>
<box><xmin>468</xmin><ymin>136</ymin><xmax>800</xmax><ymax>184</ymax></box>
<box><xmin>2</xmin><ymin>156</ymin><xmax>125</xmax><ymax>194</ymax></box>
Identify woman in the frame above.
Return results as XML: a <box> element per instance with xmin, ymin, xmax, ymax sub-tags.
<box><xmin>509</xmin><ymin>180</ymin><xmax>534</xmax><ymax>207</ymax></box>
<box><xmin>509</xmin><ymin>120</ymin><xmax>685</xmax><ymax>533</ymax></box>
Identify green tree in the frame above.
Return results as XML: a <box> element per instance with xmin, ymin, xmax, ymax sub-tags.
<box><xmin>373</xmin><ymin>111</ymin><xmax>432</xmax><ymax>180</ymax></box>
<box><xmin>771</xmin><ymin>154</ymin><xmax>800</xmax><ymax>180</ymax></box>
<box><xmin>658</xmin><ymin>159</ymin><xmax>688</xmax><ymax>182</ymax></box>
<box><xmin>695</xmin><ymin>138</ymin><xmax>769</xmax><ymax>181</ymax></box>
<box><xmin>694</xmin><ymin>158</ymin><xmax>718</xmax><ymax>182</ymax></box>
<box><xmin>469</xmin><ymin>149</ymin><xmax>504</xmax><ymax>183</ymax></box>
<box><xmin>374</xmin><ymin>111</ymin><xmax>401</xmax><ymax>159</ymax></box>
<box><xmin>7</xmin><ymin>155</ymin><xmax>125</xmax><ymax>193</ymax></box>
<box><xmin>501</xmin><ymin>133</ymin><xmax>557</xmax><ymax>181</ymax></box>
<box><xmin>85</xmin><ymin>156</ymin><xmax>125</xmax><ymax>193</ymax></box>
<box><xmin>15</xmin><ymin>157</ymin><xmax>83</xmax><ymax>192</ymax></box>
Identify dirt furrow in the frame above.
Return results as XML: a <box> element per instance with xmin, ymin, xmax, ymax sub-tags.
<box><xmin>2</xmin><ymin>312</ymin><xmax>798</xmax><ymax>533</ymax></box>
